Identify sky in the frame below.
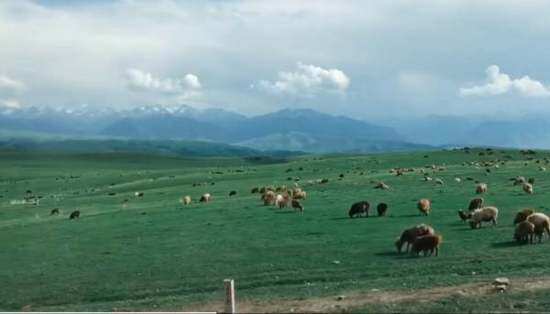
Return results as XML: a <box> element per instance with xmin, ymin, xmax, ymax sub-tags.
<box><xmin>2</xmin><ymin>0</ymin><xmax>550</xmax><ymax>119</ymax></box>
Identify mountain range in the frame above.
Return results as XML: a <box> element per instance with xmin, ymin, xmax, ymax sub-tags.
<box><xmin>0</xmin><ymin>104</ymin><xmax>427</xmax><ymax>153</ymax></box>
<box><xmin>2</xmin><ymin>104</ymin><xmax>549</xmax><ymax>153</ymax></box>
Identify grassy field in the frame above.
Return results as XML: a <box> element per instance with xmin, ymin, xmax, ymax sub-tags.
<box><xmin>1</xmin><ymin>148</ymin><xmax>550</xmax><ymax>312</ymax></box>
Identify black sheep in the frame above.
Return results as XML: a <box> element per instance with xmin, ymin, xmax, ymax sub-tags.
<box><xmin>348</xmin><ymin>201</ymin><xmax>370</xmax><ymax>218</ymax></box>
<box><xmin>69</xmin><ymin>210</ymin><xmax>80</xmax><ymax>220</ymax></box>
<box><xmin>376</xmin><ymin>203</ymin><xmax>388</xmax><ymax>216</ymax></box>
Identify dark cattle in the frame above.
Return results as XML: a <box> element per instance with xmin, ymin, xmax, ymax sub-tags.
<box><xmin>376</xmin><ymin>203</ymin><xmax>388</xmax><ymax>216</ymax></box>
<box><xmin>348</xmin><ymin>201</ymin><xmax>370</xmax><ymax>218</ymax></box>
<box><xmin>229</xmin><ymin>190</ymin><xmax>237</xmax><ymax>197</ymax></box>
<box><xmin>50</xmin><ymin>208</ymin><xmax>60</xmax><ymax>215</ymax></box>
<box><xmin>69</xmin><ymin>210</ymin><xmax>80</xmax><ymax>220</ymax></box>
<box><xmin>251</xmin><ymin>187</ymin><xmax>260</xmax><ymax>194</ymax></box>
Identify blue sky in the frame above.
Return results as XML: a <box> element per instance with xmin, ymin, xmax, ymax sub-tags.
<box><xmin>2</xmin><ymin>0</ymin><xmax>550</xmax><ymax>119</ymax></box>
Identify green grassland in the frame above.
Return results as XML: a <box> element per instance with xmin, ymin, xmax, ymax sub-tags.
<box><xmin>1</xmin><ymin>148</ymin><xmax>550</xmax><ymax>312</ymax></box>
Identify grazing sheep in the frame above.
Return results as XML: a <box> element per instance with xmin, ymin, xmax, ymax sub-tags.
<box><xmin>469</xmin><ymin>206</ymin><xmax>498</xmax><ymax>229</ymax></box>
<box><xmin>514</xmin><ymin>221</ymin><xmax>535</xmax><ymax>244</ymax></box>
<box><xmin>291</xmin><ymin>199</ymin><xmax>304</xmax><ymax>213</ymax></box>
<box><xmin>199</xmin><ymin>193</ymin><xmax>211</xmax><ymax>203</ymax></box>
<box><xmin>275</xmin><ymin>194</ymin><xmax>290</xmax><ymax>209</ymax></box>
<box><xmin>417</xmin><ymin>199</ymin><xmax>431</xmax><ymax>216</ymax></box>
<box><xmin>468</xmin><ymin>197</ymin><xmax>484</xmax><ymax>211</ymax></box>
<box><xmin>411</xmin><ymin>234</ymin><xmax>442</xmax><ymax>257</ymax></box>
<box><xmin>262</xmin><ymin>191</ymin><xmax>276</xmax><ymax>206</ymax></box>
<box><xmin>475</xmin><ymin>183</ymin><xmax>488</xmax><ymax>194</ymax></box>
<box><xmin>259</xmin><ymin>186</ymin><xmax>274</xmax><ymax>194</ymax></box>
<box><xmin>182</xmin><ymin>195</ymin><xmax>192</xmax><ymax>205</ymax></box>
<box><xmin>349</xmin><ymin>201</ymin><xmax>370</xmax><ymax>218</ymax></box>
<box><xmin>435</xmin><ymin>178</ymin><xmax>444</xmax><ymax>185</ymax></box>
<box><xmin>275</xmin><ymin>185</ymin><xmax>287</xmax><ymax>192</ymax></box>
<box><xmin>377</xmin><ymin>203</ymin><xmax>388</xmax><ymax>216</ymax></box>
<box><xmin>69</xmin><ymin>210</ymin><xmax>80</xmax><ymax>219</ymax></box>
<box><xmin>523</xmin><ymin>183</ymin><xmax>534</xmax><ymax>194</ymax></box>
<box><xmin>229</xmin><ymin>190</ymin><xmax>237</xmax><ymax>197</ymax></box>
<box><xmin>513</xmin><ymin>176</ymin><xmax>526</xmax><ymax>186</ymax></box>
<box><xmin>374</xmin><ymin>182</ymin><xmax>390</xmax><ymax>190</ymax></box>
<box><xmin>458</xmin><ymin>210</ymin><xmax>471</xmax><ymax>222</ymax></box>
<box><xmin>424</xmin><ymin>176</ymin><xmax>433</xmax><ymax>182</ymax></box>
<box><xmin>50</xmin><ymin>208</ymin><xmax>59</xmax><ymax>215</ymax></box>
<box><xmin>135</xmin><ymin>192</ymin><xmax>144</xmax><ymax>197</ymax></box>
<box><xmin>454</xmin><ymin>177</ymin><xmax>462</xmax><ymax>183</ymax></box>
<box><xmin>292</xmin><ymin>188</ymin><xmax>307</xmax><ymax>200</ymax></box>
<box><xmin>527</xmin><ymin>213</ymin><xmax>550</xmax><ymax>243</ymax></box>
<box><xmin>395</xmin><ymin>224</ymin><xmax>435</xmax><ymax>253</ymax></box>
<box><xmin>513</xmin><ymin>209</ymin><xmax>535</xmax><ymax>224</ymax></box>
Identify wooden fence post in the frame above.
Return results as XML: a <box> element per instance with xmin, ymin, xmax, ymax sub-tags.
<box><xmin>224</xmin><ymin>279</ymin><xmax>236</xmax><ymax>314</ymax></box>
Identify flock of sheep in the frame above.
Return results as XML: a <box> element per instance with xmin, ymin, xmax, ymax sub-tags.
<box><xmin>25</xmin><ymin>147</ymin><xmax>549</xmax><ymax>259</ymax></box>
<box><xmin>174</xmin><ymin>148</ymin><xmax>548</xmax><ymax>259</ymax></box>
<box><xmin>367</xmin><ymin>148</ymin><xmax>550</xmax><ymax>257</ymax></box>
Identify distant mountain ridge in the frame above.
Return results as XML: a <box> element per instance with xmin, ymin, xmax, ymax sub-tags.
<box><xmin>0</xmin><ymin>104</ymin><xmax>426</xmax><ymax>153</ymax></box>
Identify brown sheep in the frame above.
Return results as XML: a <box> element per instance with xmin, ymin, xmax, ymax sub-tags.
<box><xmin>514</xmin><ymin>221</ymin><xmax>535</xmax><ymax>244</ymax></box>
<box><xmin>292</xmin><ymin>188</ymin><xmax>307</xmax><ymax>200</ymax></box>
<box><xmin>377</xmin><ymin>203</ymin><xmax>388</xmax><ymax>216</ymax></box>
<box><xmin>527</xmin><ymin>213</ymin><xmax>550</xmax><ymax>243</ymax></box>
<box><xmin>291</xmin><ymin>199</ymin><xmax>304</xmax><ymax>213</ymax></box>
<box><xmin>523</xmin><ymin>183</ymin><xmax>534</xmax><ymax>194</ymax></box>
<box><xmin>514</xmin><ymin>209</ymin><xmax>535</xmax><ymax>224</ymax></box>
<box><xmin>395</xmin><ymin>224</ymin><xmax>434</xmax><ymax>253</ymax></box>
<box><xmin>475</xmin><ymin>183</ymin><xmax>488</xmax><ymax>194</ymax></box>
<box><xmin>262</xmin><ymin>191</ymin><xmax>276</xmax><ymax>206</ymax></box>
<box><xmin>469</xmin><ymin>206</ymin><xmax>498</xmax><ymax>229</ymax></box>
<box><xmin>411</xmin><ymin>234</ymin><xmax>442</xmax><ymax>257</ymax></box>
<box><xmin>468</xmin><ymin>197</ymin><xmax>484</xmax><ymax>211</ymax></box>
<box><xmin>199</xmin><ymin>193</ymin><xmax>211</xmax><ymax>203</ymax></box>
<box><xmin>417</xmin><ymin>199</ymin><xmax>431</xmax><ymax>216</ymax></box>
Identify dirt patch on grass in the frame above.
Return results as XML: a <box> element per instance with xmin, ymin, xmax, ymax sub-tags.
<box><xmin>185</xmin><ymin>276</ymin><xmax>550</xmax><ymax>313</ymax></box>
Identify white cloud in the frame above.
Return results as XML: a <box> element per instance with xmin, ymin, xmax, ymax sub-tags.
<box><xmin>125</xmin><ymin>68</ymin><xmax>201</xmax><ymax>96</ymax></box>
<box><xmin>257</xmin><ymin>62</ymin><xmax>350</xmax><ymax>97</ymax></box>
<box><xmin>0</xmin><ymin>98</ymin><xmax>21</xmax><ymax>109</ymax></box>
<box><xmin>460</xmin><ymin>65</ymin><xmax>550</xmax><ymax>97</ymax></box>
<box><xmin>0</xmin><ymin>74</ymin><xmax>26</xmax><ymax>109</ymax></box>
<box><xmin>0</xmin><ymin>74</ymin><xmax>25</xmax><ymax>93</ymax></box>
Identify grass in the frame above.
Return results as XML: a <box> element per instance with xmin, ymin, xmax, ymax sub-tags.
<box><xmin>1</xmin><ymin>148</ymin><xmax>550</xmax><ymax>311</ymax></box>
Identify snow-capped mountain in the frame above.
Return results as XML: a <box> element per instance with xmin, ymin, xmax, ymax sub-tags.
<box><xmin>0</xmin><ymin>104</ymin><xmax>427</xmax><ymax>153</ymax></box>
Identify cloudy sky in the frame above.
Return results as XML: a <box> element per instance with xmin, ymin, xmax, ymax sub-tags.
<box><xmin>2</xmin><ymin>0</ymin><xmax>550</xmax><ymax>119</ymax></box>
